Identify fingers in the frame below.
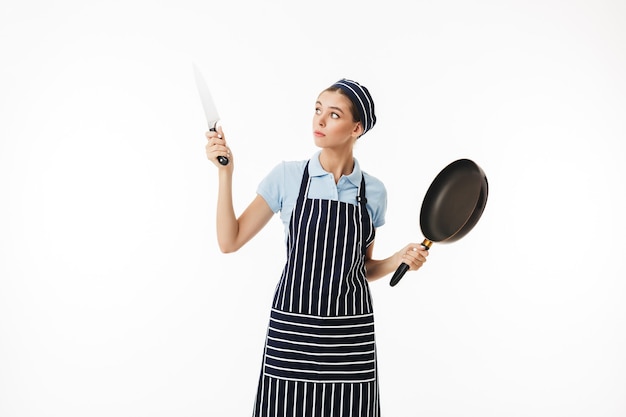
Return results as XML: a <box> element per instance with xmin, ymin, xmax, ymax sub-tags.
<box><xmin>205</xmin><ymin>127</ymin><xmax>232</xmax><ymax>164</ymax></box>
<box><xmin>400</xmin><ymin>243</ymin><xmax>429</xmax><ymax>271</ymax></box>
<box><xmin>205</xmin><ymin>126</ymin><xmax>225</xmax><ymax>142</ymax></box>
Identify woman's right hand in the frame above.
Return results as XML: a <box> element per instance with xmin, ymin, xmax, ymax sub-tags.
<box><xmin>205</xmin><ymin>126</ymin><xmax>233</xmax><ymax>169</ymax></box>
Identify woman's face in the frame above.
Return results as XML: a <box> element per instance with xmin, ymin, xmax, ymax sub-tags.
<box><xmin>312</xmin><ymin>90</ymin><xmax>363</xmax><ymax>151</ymax></box>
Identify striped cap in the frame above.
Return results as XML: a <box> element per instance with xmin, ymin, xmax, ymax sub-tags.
<box><xmin>331</xmin><ymin>78</ymin><xmax>377</xmax><ymax>136</ymax></box>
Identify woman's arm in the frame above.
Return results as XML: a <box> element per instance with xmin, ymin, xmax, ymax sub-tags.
<box><xmin>207</xmin><ymin>128</ymin><xmax>274</xmax><ymax>253</ymax></box>
<box><xmin>217</xmin><ymin>193</ymin><xmax>274</xmax><ymax>253</ymax></box>
<box><xmin>364</xmin><ymin>239</ymin><xmax>429</xmax><ymax>282</ymax></box>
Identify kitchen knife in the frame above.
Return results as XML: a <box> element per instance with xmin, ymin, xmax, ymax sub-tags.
<box><xmin>193</xmin><ymin>63</ymin><xmax>228</xmax><ymax>165</ymax></box>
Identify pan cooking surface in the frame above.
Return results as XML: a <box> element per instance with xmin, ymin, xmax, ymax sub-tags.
<box><xmin>420</xmin><ymin>159</ymin><xmax>487</xmax><ymax>242</ymax></box>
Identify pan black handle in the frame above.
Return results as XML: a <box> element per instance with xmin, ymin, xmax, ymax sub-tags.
<box><xmin>389</xmin><ymin>263</ymin><xmax>410</xmax><ymax>287</ymax></box>
<box><xmin>211</xmin><ymin>127</ymin><xmax>229</xmax><ymax>166</ymax></box>
<box><xmin>389</xmin><ymin>239</ymin><xmax>432</xmax><ymax>287</ymax></box>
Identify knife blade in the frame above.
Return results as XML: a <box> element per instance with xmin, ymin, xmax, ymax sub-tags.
<box><xmin>193</xmin><ymin>63</ymin><xmax>228</xmax><ymax>165</ymax></box>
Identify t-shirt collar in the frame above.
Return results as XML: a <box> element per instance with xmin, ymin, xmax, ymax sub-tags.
<box><xmin>310</xmin><ymin>150</ymin><xmax>362</xmax><ymax>187</ymax></box>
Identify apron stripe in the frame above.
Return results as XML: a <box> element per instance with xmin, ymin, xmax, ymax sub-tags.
<box><xmin>264</xmin><ymin>308</ymin><xmax>376</xmax><ymax>383</ymax></box>
<box><xmin>315</xmin><ymin>202</ymin><xmax>332</xmax><ymax>316</ymax></box>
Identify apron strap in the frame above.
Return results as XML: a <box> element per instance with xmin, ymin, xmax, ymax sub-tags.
<box><xmin>295</xmin><ymin>161</ymin><xmax>311</xmax><ymax>204</ymax></box>
<box><xmin>356</xmin><ymin>176</ymin><xmax>367</xmax><ymax>206</ymax></box>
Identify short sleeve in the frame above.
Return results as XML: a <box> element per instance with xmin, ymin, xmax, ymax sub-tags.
<box><xmin>365</xmin><ymin>175</ymin><xmax>387</xmax><ymax>228</ymax></box>
<box><xmin>256</xmin><ymin>162</ymin><xmax>285</xmax><ymax>213</ymax></box>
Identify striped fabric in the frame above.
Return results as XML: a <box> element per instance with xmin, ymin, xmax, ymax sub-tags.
<box><xmin>330</xmin><ymin>79</ymin><xmax>376</xmax><ymax>136</ymax></box>
<box><xmin>253</xmin><ymin>376</ymin><xmax>379</xmax><ymax>417</ymax></box>
<box><xmin>264</xmin><ymin>309</ymin><xmax>376</xmax><ymax>383</ymax></box>
<box><xmin>272</xmin><ymin>170</ymin><xmax>375</xmax><ymax>317</ymax></box>
<box><xmin>253</xmin><ymin>162</ymin><xmax>380</xmax><ymax>417</ymax></box>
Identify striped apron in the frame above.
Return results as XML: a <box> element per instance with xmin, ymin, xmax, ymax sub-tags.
<box><xmin>253</xmin><ymin>162</ymin><xmax>380</xmax><ymax>417</ymax></box>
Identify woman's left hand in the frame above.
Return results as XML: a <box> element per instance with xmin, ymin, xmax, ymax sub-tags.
<box><xmin>395</xmin><ymin>243</ymin><xmax>429</xmax><ymax>272</ymax></box>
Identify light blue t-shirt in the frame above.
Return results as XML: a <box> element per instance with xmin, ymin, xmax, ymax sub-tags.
<box><xmin>257</xmin><ymin>151</ymin><xmax>387</xmax><ymax>239</ymax></box>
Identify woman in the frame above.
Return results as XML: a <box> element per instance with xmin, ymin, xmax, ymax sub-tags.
<box><xmin>205</xmin><ymin>78</ymin><xmax>428</xmax><ymax>416</ymax></box>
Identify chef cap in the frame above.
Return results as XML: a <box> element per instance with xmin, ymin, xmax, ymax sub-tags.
<box><xmin>330</xmin><ymin>78</ymin><xmax>377</xmax><ymax>136</ymax></box>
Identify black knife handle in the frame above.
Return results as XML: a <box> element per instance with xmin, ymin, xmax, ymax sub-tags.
<box><xmin>211</xmin><ymin>127</ymin><xmax>229</xmax><ymax>166</ymax></box>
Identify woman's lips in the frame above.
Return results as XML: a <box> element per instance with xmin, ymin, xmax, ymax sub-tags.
<box><xmin>314</xmin><ymin>131</ymin><xmax>325</xmax><ymax>137</ymax></box>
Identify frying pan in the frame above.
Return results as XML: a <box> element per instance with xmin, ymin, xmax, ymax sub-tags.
<box><xmin>389</xmin><ymin>158</ymin><xmax>488</xmax><ymax>287</ymax></box>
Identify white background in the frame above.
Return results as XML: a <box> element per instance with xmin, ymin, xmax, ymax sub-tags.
<box><xmin>1</xmin><ymin>1</ymin><xmax>625</xmax><ymax>416</ymax></box>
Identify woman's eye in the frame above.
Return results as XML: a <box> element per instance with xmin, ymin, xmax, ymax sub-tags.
<box><xmin>331</xmin><ymin>112</ymin><xmax>339</xmax><ymax>119</ymax></box>
<box><xmin>315</xmin><ymin>108</ymin><xmax>322</xmax><ymax>115</ymax></box>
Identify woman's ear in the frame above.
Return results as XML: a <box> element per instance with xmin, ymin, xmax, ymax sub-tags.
<box><xmin>353</xmin><ymin>122</ymin><xmax>364</xmax><ymax>138</ymax></box>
